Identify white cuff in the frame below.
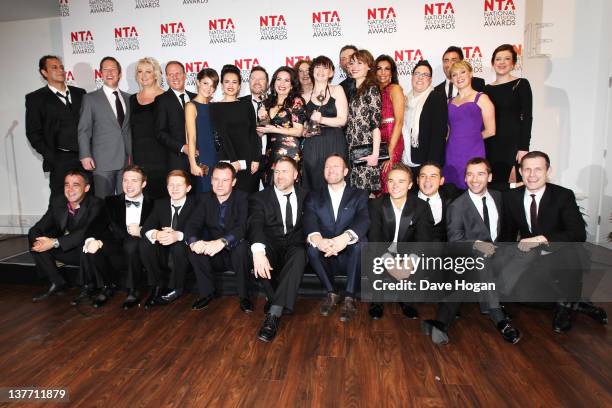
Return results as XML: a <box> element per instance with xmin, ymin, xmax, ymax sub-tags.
<box><xmin>251</xmin><ymin>242</ymin><xmax>266</xmax><ymax>255</ymax></box>
<box><xmin>83</xmin><ymin>237</ymin><xmax>95</xmax><ymax>253</ymax></box>
<box><xmin>307</xmin><ymin>232</ymin><xmax>322</xmax><ymax>247</ymax></box>
<box><xmin>176</xmin><ymin>231</ymin><xmax>184</xmax><ymax>242</ymax></box>
<box><xmin>145</xmin><ymin>229</ymin><xmax>156</xmax><ymax>243</ymax></box>
<box><xmin>345</xmin><ymin>229</ymin><xmax>359</xmax><ymax>245</ymax></box>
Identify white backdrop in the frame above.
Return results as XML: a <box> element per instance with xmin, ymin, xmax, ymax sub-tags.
<box><xmin>59</xmin><ymin>0</ymin><xmax>525</xmax><ymax>95</ymax></box>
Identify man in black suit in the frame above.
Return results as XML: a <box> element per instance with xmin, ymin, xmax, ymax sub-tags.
<box><xmin>368</xmin><ymin>163</ymin><xmax>435</xmax><ymax>320</ymax></box>
<box><xmin>434</xmin><ymin>46</ymin><xmax>485</xmax><ymax>101</ymax></box>
<box><xmin>140</xmin><ymin>170</ymin><xmax>196</xmax><ymax>308</ymax></box>
<box><xmin>185</xmin><ymin>163</ymin><xmax>252</xmax><ymax>312</ymax></box>
<box><xmin>239</xmin><ymin>66</ymin><xmax>269</xmax><ymax>189</ymax></box>
<box><xmin>416</xmin><ymin>162</ymin><xmax>460</xmax><ymax>242</ymax></box>
<box><xmin>155</xmin><ymin>61</ymin><xmax>196</xmax><ymax>173</ymax></box>
<box><xmin>303</xmin><ymin>154</ymin><xmax>369</xmax><ymax>321</ymax></box>
<box><xmin>503</xmin><ymin>151</ymin><xmax>607</xmax><ymax>332</ymax></box>
<box><xmin>423</xmin><ymin>158</ymin><xmax>521</xmax><ymax>345</ymax></box>
<box><xmin>79</xmin><ymin>165</ymin><xmax>153</xmax><ymax>309</ymax></box>
<box><xmin>248</xmin><ymin>157</ymin><xmax>308</xmax><ymax>342</ymax></box>
<box><xmin>29</xmin><ymin>170</ymin><xmax>104</xmax><ymax>302</ymax></box>
<box><xmin>26</xmin><ymin>55</ymin><xmax>87</xmax><ymax>199</ymax></box>
<box><xmin>338</xmin><ymin>45</ymin><xmax>357</xmax><ymax>100</ymax></box>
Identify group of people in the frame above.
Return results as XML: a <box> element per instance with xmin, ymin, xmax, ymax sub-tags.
<box><xmin>24</xmin><ymin>45</ymin><xmax>607</xmax><ymax>344</ymax></box>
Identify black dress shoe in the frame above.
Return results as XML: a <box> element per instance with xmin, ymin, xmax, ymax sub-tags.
<box><xmin>368</xmin><ymin>303</ymin><xmax>384</xmax><ymax>320</ymax></box>
<box><xmin>71</xmin><ymin>286</ymin><xmax>94</xmax><ymax>306</ymax></box>
<box><xmin>158</xmin><ymin>289</ymin><xmax>181</xmax><ymax>305</ymax></box>
<box><xmin>143</xmin><ymin>287</ymin><xmax>161</xmax><ymax>309</ymax></box>
<box><xmin>32</xmin><ymin>283</ymin><xmax>66</xmax><ymax>302</ymax></box>
<box><xmin>576</xmin><ymin>302</ymin><xmax>608</xmax><ymax>325</ymax></box>
<box><xmin>400</xmin><ymin>303</ymin><xmax>419</xmax><ymax>319</ymax></box>
<box><xmin>121</xmin><ymin>290</ymin><xmax>140</xmax><ymax>310</ymax></box>
<box><xmin>421</xmin><ymin>320</ymin><xmax>449</xmax><ymax>345</ymax></box>
<box><xmin>93</xmin><ymin>286</ymin><xmax>114</xmax><ymax>308</ymax></box>
<box><xmin>497</xmin><ymin>320</ymin><xmax>521</xmax><ymax>344</ymax></box>
<box><xmin>553</xmin><ymin>305</ymin><xmax>572</xmax><ymax>333</ymax></box>
<box><xmin>257</xmin><ymin>313</ymin><xmax>280</xmax><ymax>342</ymax></box>
<box><xmin>239</xmin><ymin>298</ymin><xmax>254</xmax><ymax>313</ymax></box>
<box><xmin>192</xmin><ymin>295</ymin><xmax>213</xmax><ymax>310</ymax></box>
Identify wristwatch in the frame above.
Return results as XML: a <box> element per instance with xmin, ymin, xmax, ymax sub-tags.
<box><xmin>345</xmin><ymin>230</ymin><xmax>357</xmax><ymax>242</ymax></box>
<box><xmin>53</xmin><ymin>239</ymin><xmax>60</xmax><ymax>249</ymax></box>
<box><xmin>220</xmin><ymin>238</ymin><xmax>229</xmax><ymax>248</ymax></box>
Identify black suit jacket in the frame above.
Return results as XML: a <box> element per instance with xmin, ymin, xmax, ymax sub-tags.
<box><xmin>409</xmin><ymin>90</ymin><xmax>448</xmax><ymax>166</ymax></box>
<box><xmin>415</xmin><ymin>183</ymin><xmax>460</xmax><ymax>242</ymax></box>
<box><xmin>368</xmin><ymin>194</ymin><xmax>434</xmax><ymax>243</ymax></box>
<box><xmin>434</xmin><ymin>77</ymin><xmax>486</xmax><ymax>98</ymax></box>
<box><xmin>142</xmin><ymin>195</ymin><xmax>197</xmax><ymax>238</ymax></box>
<box><xmin>303</xmin><ymin>186</ymin><xmax>369</xmax><ymax>241</ymax></box>
<box><xmin>154</xmin><ymin>89</ymin><xmax>196</xmax><ymax>171</ymax></box>
<box><xmin>25</xmin><ymin>85</ymin><xmax>86</xmax><ymax>171</ymax></box>
<box><xmin>95</xmin><ymin>193</ymin><xmax>154</xmax><ymax>242</ymax></box>
<box><xmin>248</xmin><ymin>186</ymin><xmax>308</xmax><ymax>248</ymax></box>
<box><xmin>503</xmin><ymin>183</ymin><xmax>586</xmax><ymax>243</ymax></box>
<box><xmin>446</xmin><ymin>189</ymin><xmax>503</xmax><ymax>243</ymax></box>
<box><xmin>184</xmin><ymin>190</ymin><xmax>248</xmax><ymax>249</ymax></box>
<box><xmin>29</xmin><ymin>194</ymin><xmax>104</xmax><ymax>251</ymax></box>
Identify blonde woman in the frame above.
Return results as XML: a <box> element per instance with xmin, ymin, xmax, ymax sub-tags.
<box><xmin>130</xmin><ymin>57</ymin><xmax>166</xmax><ymax>198</ymax></box>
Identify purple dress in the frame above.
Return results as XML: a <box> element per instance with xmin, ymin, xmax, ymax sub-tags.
<box><xmin>443</xmin><ymin>92</ymin><xmax>485</xmax><ymax>189</ymax></box>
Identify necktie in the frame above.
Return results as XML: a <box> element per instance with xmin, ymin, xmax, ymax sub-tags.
<box><xmin>113</xmin><ymin>91</ymin><xmax>125</xmax><ymax>127</ymax></box>
<box><xmin>426</xmin><ymin>197</ymin><xmax>430</xmax><ymax>203</ymax></box>
<box><xmin>530</xmin><ymin>194</ymin><xmax>539</xmax><ymax>233</ymax></box>
<box><xmin>218</xmin><ymin>202</ymin><xmax>228</xmax><ymax>229</ymax></box>
<box><xmin>447</xmin><ymin>82</ymin><xmax>454</xmax><ymax>101</ymax></box>
<box><xmin>284</xmin><ymin>192</ymin><xmax>293</xmax><ymax>233</ymax></box>
<box><xmin>179</xmin><ymin>93</ymin><xmax>186</xmax><ymax>108</ymax></box>
<box><xmin>125</xmin><ymin>200</ymin><xmax>140</xmax><ymax>208</ymax></box>
<box><xmin>56</xmin><ymin>90</ymin><xmax>72</xmax><ymax>109</ymax></box>
<box><xmin>482</xmin><ymin>196</ymin><xmax>491</xmax><ymax>237</ymax></box>
<box><xmin>171</xmin><ymin>205</ymin><xmax>181</xmax><ymax>230</ymax></box>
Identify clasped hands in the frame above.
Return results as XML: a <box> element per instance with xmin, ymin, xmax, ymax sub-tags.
<box><xmin>31</xmin><ymin>236</ymin><xmax>56</xmax><ymax>253</ymax></box>
<box><xmin>311</xmin><ymin>232</ymin><xmax>351</xmax><ymax>257</ymax></box>
<box><xmin>189</xmin><ymin>239</ymin><xmax>225</xmax><ymax>257</ymax></box>
<box><xmin>152</xmin><ymin>227</ymin><xmax>180</xmax><ymax>246</ymax></box>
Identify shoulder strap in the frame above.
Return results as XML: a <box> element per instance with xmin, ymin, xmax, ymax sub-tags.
<box><xmin>474</xmin><ymin>92</ymin><xmax>483</xmax><ymax>103</ymax></box>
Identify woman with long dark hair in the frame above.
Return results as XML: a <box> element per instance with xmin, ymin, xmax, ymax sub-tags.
<box><xmin>210</xmin><ymin>64</ymin><xmax>261</xmax><ymax>193</ymax></box>
<box><xmin>256</xmin><ymin>66</ymin><xmax>306</xmax><ymax>184</ymax></box>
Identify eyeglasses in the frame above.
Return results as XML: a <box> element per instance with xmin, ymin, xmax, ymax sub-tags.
<box><xmin>412</xmin><ymin>72</ymin><xmax>431</xmax><ymax>78</ymax></box>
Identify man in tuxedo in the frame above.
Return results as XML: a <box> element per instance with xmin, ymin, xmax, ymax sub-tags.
<box><xmin>79</xmin><ymin>165</ymin><xmax>153</xmax><ymax>309</ymax></box>
<box><xmin>423</xmin><ymin>158</ymin><xmax>520</xmax><ymax>345</ymax></box>
<box><xmin>248</xmin><ymin>157</ymin><xmax>308</xmax><ymax>342</ymax></box>
<box><xmin>26</xmin><ymin>55</ymin><xmax>88</xmax><ymax>199</ymax></box>
<box><xmin>29</xmin><ymin>170</ymin><xmax>104</xmax><ymax>302</ymax></box>
<box><xmin>78</xmin><ymin>57</ymin><xmax>131</xmax><ymax>199</ymax></box>
<box><xmin>368</xmin><ymin>163</ymin><xmax>434</xmax><ymax>320</ymax></box>
<box><xmin>434</xmin><ymin>46</ymin><xmax>485</xmax><ymax>101</ymax></box>
<box><xmin>240</xmin><ymin>66</ymin><xmax>269</xmax><ymax>189</ymax></box>
<box><xmin>140</xmin><ymin>170</ymin><xmax>196</xmax><ymax>308</ymax></box>
<box><xmin>503</xmin><ymin>151</ymin><xmax>607</xmax><ymax>332</ymax></box>
<box><xmin>338</xmin><ymin>45</ymin><xmax>357</xmax><ymax>100</ymax></box>
<box><xmin>155</xmin><ymin>61</ymin><xmax>196</xmax><ymax>173</ymax></box>
<box><xmin>185</xmin><ymin>163</ymin><xmax>251</xmax><ymax>312</ymax></box>
<box><xmin>416</xmin><ymin>162</ymin><xmax>460</xmax><ymax>242</ymax></box>
<box><xmin>303</xmin><ymin>154</ymin><xmax>369</xmax><ymax>321</ymax></box>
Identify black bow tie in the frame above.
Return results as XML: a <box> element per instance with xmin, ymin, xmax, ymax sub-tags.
<box><xmin>125</xmin><ymin>200</ymin><xmax>141</xmax><ymax>208</ymax></box>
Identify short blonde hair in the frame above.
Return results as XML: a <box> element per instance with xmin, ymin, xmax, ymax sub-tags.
<box><xmin>135</xmin><ymin>57</ymin><xmax>162</xmax><ymax>88</ymax></box>
<box><xmin>449</xmin><ymin>60</ymin><xmax>473</xmax><ymax>76</ymax></box>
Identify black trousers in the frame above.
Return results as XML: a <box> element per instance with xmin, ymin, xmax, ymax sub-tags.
<box><xmin>49</xmin><ymin>151</ymin><xmax>87</xmax><ymax>199</ymax></box>
<box><xmin>139</xmin><ymin>238</ymin><xmax>191</xmax><ymax>290</ymax></box>
<box><xmin>188</xmin><ymin>240</ymin><xmax>251</xmax><ymax>298</ymax></box>
<box><xmin>80</xmin><ymin>237</ymin><xmax>143</xmax><ymax>289</ymax></box>
<box><xmin>254</xmin><ymin>243</ymin><xmax>306</xmax><ymax>311</ymax></box>
<box><xmin>30</xmin><ymin>247</ymin><xmax>80</xmax><ymax>287</ymax></box>
<box><xmin>307</xmin><ymin>242</ymin><xmax>362</xmax><ymax>296</ymax></box>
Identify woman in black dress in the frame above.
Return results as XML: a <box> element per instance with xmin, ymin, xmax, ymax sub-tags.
<box><xmin>130</xmin><ymin>57</ymin><xmax>167</xmax><ymax>198</ymax></box>
<box><xmin>484</xmin><ymin>44</ymin><xmax>533</xmax><ymax>184</ymax></box>
<box><xmin>210</xmin><ymin>65</ymin><xmax>261</xmax><ymax>193</ymax></box>
<box><xmin>256</xmin><ymin>66</ymin><xmax>306</xmax><ymax>185</ymax></box>
<box><xmin>302</xmin><ymin>55</ymin><xmax>348</xmax><ymax>192</ymax></box>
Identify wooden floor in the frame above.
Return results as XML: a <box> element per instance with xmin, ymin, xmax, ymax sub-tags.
<box><xmin>0</xmin><ymin>284</ymin><xmax>610</xmax><ymax>407</ymax></box>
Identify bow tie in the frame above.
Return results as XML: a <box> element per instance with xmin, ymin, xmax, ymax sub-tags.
<box><xmin>125</xmin><ymin>200</ymin><xmax>141</xmax><ymax>208</ymax></box>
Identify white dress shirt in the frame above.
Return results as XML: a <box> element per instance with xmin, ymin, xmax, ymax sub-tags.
<box><xmin>125</xmin><ymin>194</ymin><xmax>144</xmax><ymax>226</ymax></box>
<box><xmin>468</xmin><ymin>190</ymin><xmax>499</xmax><ymax>241</ymax></box>
<box><xmin>524</xmin><ymin>186</ymin><xmax>546</xmax><ymax>233</ymax></box>
<box><xmin>48</xmin><ymin>84</ymin><xmax>71</xmax><ymax>105</ymax></box>
<box><xmin>251</xmin><ymin>187</ymin><xmax>297</xmax><ymax>255</ymax></box>
<box><xmin>445</xmin><ymin>79</ymin><xmax>458</xmax><ymax>99</ymax></box>
<box><xmin>171</xmin><ymin>88</ymin><xmax>190</xmax><ymax>106</ymax></box>
<box><xmin>391</xmin><ymin>200</ymin><xmax>405</xmax><ymax>243</ymax></box>
<box><xmin>145</xmin><ymin>197</ymin><xmax>187</xmax><ymax>243</ymax></box>
<box><xmin>418</xmin><ymin>191</ymin><xmax>442</xmax><ymax>225</ymax></box>
<box><xmin>102</xmin><ymin>84</ymin><xmax>126</xmax><ymax>119</ymax></box>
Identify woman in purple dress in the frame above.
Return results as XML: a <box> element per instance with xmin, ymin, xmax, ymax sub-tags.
<box><xmin>443</xmin><ymin>60</ymin><xmax>495</xmax><ymax>189</ymax></box>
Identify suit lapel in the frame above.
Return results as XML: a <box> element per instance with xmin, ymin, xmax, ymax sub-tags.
<box><xmin>336</xmin><ymin>187</ymin><xmax>352</xmax><ymax>227</ymax></box>
<box><xmin>398</xmin><ymin>199</ymin><xmax>415</xmax><ymax>241</ymax></box>
<box><xmin>465</xmin><ymin>194</ymin><xmax>490</xmax><ymax>240</ymax></box>
<box><xmin>270</xmin><ymin>188</ymin><xmax>283</xmax><ymax>228</ymax></box>
<box><xmin>491</xmin><ymin>191</ymin><xmax>503</xmax><ymax>240</ymax></box>
<box><xmin>323</xmin><ymin>188</ymin><xmax>335</xmax><ymax>225</ymax></box>
<box><xmin>71</xmin><ymin>196</ymin><xmax>88</xmax><ymax>227</ymax></box>
<box><xmin>97</xmin><ymin>88</ymin><xmax>121</xmax><ymax>130</ymax></box>
<box><xmin>381</xmin><ymin>196</ymin><xmax>397</xmax><ymax>241</ymax></box>
<box><xmin>116</xmin><ymin>194</ymin><xmax>127</xmax><ymax>227</ymax></box>
<box><xmin>121</xmin><ymin>91</ymin><xmax>130</xmax><ymax>131</ymax></box>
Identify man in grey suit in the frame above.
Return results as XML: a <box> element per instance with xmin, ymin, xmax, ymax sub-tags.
<box><xmin>422</xmin><ymin>157</ymin><xmax>521</xmax><ymax>345</ymax></box>
<box><xmin>79</xmin><ymin>56</ymin><xmax>131</xmax><ymax>198</ymax></box>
